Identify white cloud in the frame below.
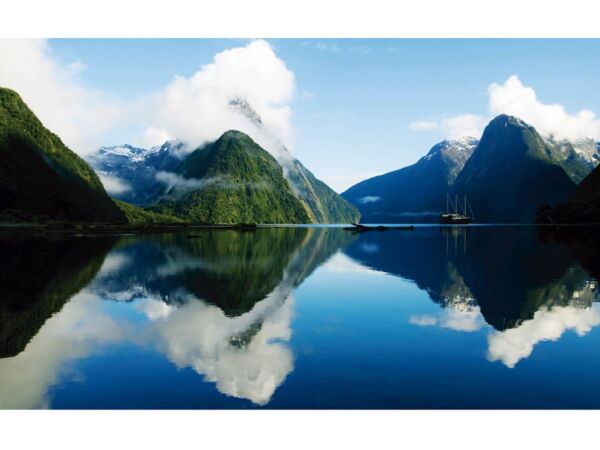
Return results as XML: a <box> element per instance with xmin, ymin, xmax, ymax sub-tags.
<box><xmin>488</xmin><ymin>75</ymin><xmax>600</xmax><ymax>141</ymax></box>
<box><xmin>0</xmin><ymin>39</ymin><xmax>124</xmax><ymax>156</ymax></box>
<box><xmin>487</xmin><ymin>305</ymin><xmax>600</xmax><ymax>368</ymax></box>
<box><xmin>0</xmin><ymin>39</ymin><xmax>297</xmax><ymax>162</ymax></box>
<box><xmin>147</xmin><ymin>294</ymin><xmax>295</xmax><ymax>406</ymax></box>
<box><xmin>97</xmin><ymin>172</ymin><xmax>130</xmax><ymax>194</ymax></box>
<box><xmin>142</xmin><ymin>39</ymin><xmax>296</xmax><ymax>159</ymax></box>
<box><xmin>409</xmin><ymin>315</ymin><xmax>438</xmax><ymax>327</ymax></box>
<box><xmin>0</xmin><ymin>284</ymin><xmax>295</xmax><ymax>408</ymax></box>
<box><xmin>135</xmin><ymin>298</ymin><xmax>175</xmax><ymax>321</ymax></box>
<box><xmin>155</xmin><ymin>171</ymin><xmax>226</xmax><ymax>194</ymax></box>
<box><xmin>156</xmin><ymin>171</ymin><xmax>272</xmax><ymax>199</ymax></box>
<box><xmin>360</xmin><ymin>243</ymin><xmax>379</xmax><ymax>254</ymax></box>
<box><xmin>0</xmin><ymin>290</ymin><xmax>123</xmax><ymax>408</ymax></box>
<box><xmin>410</xmin><ymin>75</ymin><xmax>600</xmax><ymax>142</ymax></box>
<box><xmin>440</xmin><ymin>115</ymin><xmax>487</xmax><ymax>140</ymax></box>
<box><xmin>409</xmin><ymin>306</ymin><xmax>485</xmax><ymax>332</ymax></box>
<box><xmin>322</xmin><ymin>252</ymin><xmax>385</xmax><ymax>275</ymax></box>
<box><xmin>441</xmin><ymin>308</ymin><xmax>485</xmax><ymax>332</ymax></box>
<box><xmin>409</xmin><ymin>115</ymin><xmax>485</xmax><ymax>139</ymax></box>
<box><xmin>97</xmin><ymin>252</ymin><xmax>130</xmax><ymax>275</ymax></box>
<box><xmin>358</xmin><ymin>195</ymin><xmax>381</xmax><ymax>204</ymax></box>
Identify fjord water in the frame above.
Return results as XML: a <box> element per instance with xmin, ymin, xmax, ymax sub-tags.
<box><xmin>2</xmin><ymin>226</ymin><xmax>600</xmax><ymax>409</ymax></box>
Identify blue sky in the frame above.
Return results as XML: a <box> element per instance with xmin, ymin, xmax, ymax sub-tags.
<box><xmin>13</xmin><ymin>39</ymin><xmax>600</xmax><ymax>191</ymax></box>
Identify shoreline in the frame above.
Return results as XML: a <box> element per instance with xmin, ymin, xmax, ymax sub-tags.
<box><xmin>1</xmin><ymin>221</ymin><xmax>600</xmax><ymax>237</ymax></box>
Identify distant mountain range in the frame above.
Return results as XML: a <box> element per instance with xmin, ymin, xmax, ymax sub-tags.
<box><xmin>0</xmin><ymin>86</ymin><xmax>357</xmax><ymax>225</ymax></box>
<box><xmin>88</xmin><ymin>141</ymin><xmax>183</xmax><ymax>205</ymax></box>
<box><xmin>344</xmin><ymin>114</ymin><xmax>600</xmax><ymax>223</ymax></box>
<box><xmin>88</xmin><ymin>98</ymin><xmax>360</xmax><ymax>224</ymax></box>
<box><xmin>4</xmin><ymin>83</ymin><xmax>600</xmax><ymax>226</ymax></box>
<box><xmin>342</xmin><ymin>137</ymin><xmax>478</xmax><ymax>222</ymax></box>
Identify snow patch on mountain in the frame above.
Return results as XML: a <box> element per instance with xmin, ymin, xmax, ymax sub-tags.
<box><xmin>544</xmin><ymin>136</ymin><xmax>600</xmax><ymax>168</ymax></box>
<box><xmin>88</xmin><ymin>141</ymin><xmax>184</xmax><ymax>205</ymax></box>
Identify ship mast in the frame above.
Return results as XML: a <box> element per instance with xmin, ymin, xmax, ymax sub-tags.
<box><xmin>465</xmin><ymin>196</ymin><xmax>475</xmax><ymax>219</ymax></box>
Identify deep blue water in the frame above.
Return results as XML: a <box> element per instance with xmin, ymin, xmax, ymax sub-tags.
<box><xmin>2</xmin><ymin>225</ymin><xmax>600</xmax><ymax>409</ymax></box>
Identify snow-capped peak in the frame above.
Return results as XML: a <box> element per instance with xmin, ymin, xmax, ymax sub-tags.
<box><xmin>423</xmin><ymin>137</ymin><xmax>478</xmax><ymax>160</ymax></box>
<box><xmin>95</xmin><ymin>141</ymin><xmax>185</xmax><ymax>164</ymax></box>
<box><xmin>98</xmin><ymin>144</ymin><xmax>145</xmax><ymax>159</ymax></box>
<box><xmin>543</xmin><ymin>135</ymin><xmax>600</xmax><ymax>168</ymax></box>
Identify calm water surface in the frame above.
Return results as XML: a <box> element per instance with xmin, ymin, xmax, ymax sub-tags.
<box><xmin>2</xmin><ymin>225</ymin><xmax>600</xmax><ymax>409</ymax></box>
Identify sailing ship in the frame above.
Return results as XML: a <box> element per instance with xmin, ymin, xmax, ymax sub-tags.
<box><xmin>440</xmin><ymin>194</ymin><xmax>473</xmax><ymax>224</ymax></box>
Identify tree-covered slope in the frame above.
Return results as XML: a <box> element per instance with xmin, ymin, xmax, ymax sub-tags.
<box><xmin>0</xmin><ymin>87</ymin><xmax>125</xmax><ymax>223</ymax></box>
<box><xmin>113</xmin><ymin>199</ymin><xmax>185</xmax><ymax>225</ymax></box>
<box><xmin>152</xmin><ymin>130</ymin><xmax>311</xmax><ymax>224</ymax></box>
<box><xmin>229</xmin><ymin>97</ymin><xmax>360</xmax><ymax>223</ymax></box>
<box><xmin>454</xmin><ymin>115</ymin><xmax>576</xmax><ymax>223</ymax></box>
<box><xmin>287</xmin><ymin>159</ymin><xmax>360</xmax><ymax>223</ymax></box>
<box><xmin>342</xmin><ymin>137</ymin><xmax>478</xmax><ymax>223</ymax></box>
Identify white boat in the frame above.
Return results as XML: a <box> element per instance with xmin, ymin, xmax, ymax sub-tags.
<box><xmin>440</xmin><ymin>194</ymin><xmax>473</xmax><ymax>224</ymax></box>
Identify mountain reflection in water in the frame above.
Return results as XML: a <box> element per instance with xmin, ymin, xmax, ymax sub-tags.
<box><xmin>1</xmin><ymin>225</ymin><xmax>600</xmax><ymax>408</ymax></box>
<box><xmin>344</xmin><ymin>226</ymin><xmax>600</xmax><ymax>368</ymax></box>
<box><xmin>0</xmin><ymin>228</ymin><xmax>352</xmax><ymax>408</ymax></box>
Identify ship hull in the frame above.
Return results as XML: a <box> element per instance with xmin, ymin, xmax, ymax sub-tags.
<box><xmin>440</xmin><ymin>214</ymin><xmax>472</xmax><ymax>224</ymax></box>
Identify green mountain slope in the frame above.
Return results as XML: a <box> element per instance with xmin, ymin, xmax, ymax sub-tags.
<box><xmin>454</xmin><ymin>115</ymin><xmax>576</xmax><ymax>223</ymax></box>
<box><xmin>228</xmin><ymin>97</ymin><xmax>359</xmax><ymax>223</ymax></box>
<box><xmin>113</xmin><ymin>199</ymin><xmax>185</xmax><ymax>225</ymax></box>
<box><xmin>287</xmin><ymin>159</ymin><xmax>360</xmax><ymax>223</ymax></box>
<box><xmin>0</xmin><ymin>87</ymin><xmax>125</xmax><ymax>223</ymax></box>
<box><xmin>153</xmin><ymin>130</ymin><xmax>311</xmax><ymax>224</ymax></box>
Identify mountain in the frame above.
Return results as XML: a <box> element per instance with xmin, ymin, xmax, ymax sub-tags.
<box><xmin>286</xmin><ymin>158</ymin><xmax>360</xmax><ymax>223</ymax></box>
<box><xmin>112</xmin><ymin>198</ymin><xmax>184</xmax><ymax>225</ymax></box>
<box><xmin>536</xmin><ymin>163</ymin><xmax>600</xmax><ymax>223</ymax></box>
<box><xmin>152</xmin><ymin>130</ymin><xmax>312</xmax><ymax>224</ymax></box>
<box><xmin>571</xmin><ymin>163</ymin><xmax>600</xmax><ymax>204</ymax></box>
<box><xmin>0</xmin><ymin>87</ymin><xmax>125</xmax><ymax>223</ymax></box>
<box><xmin>88</xmin><ymin>141</ymin><xmax>183</xmax><ymax>206</ymax></box>
<box><xmin>454</xmin><ymin>115</ymin><xmax>577</xmax><ymax>223</ymax></box>
<box><xmin>90</xmin><ymin>98</ymin><xmax>360</xmax><ymax>223</ymax></box>
<box><xmin>229</xmin><ymin>98</ymin><xmax>360</xmax><ymax>223</ymax></box>
<box><xmin>342</xmin><ymin>137</ymin><xmax>478</xmax><ymax>222</ymax></box>
<box><xmin>543</xmin><ymin>136</ymin><xmax>599</xmax><ymax>183</ymax></box>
